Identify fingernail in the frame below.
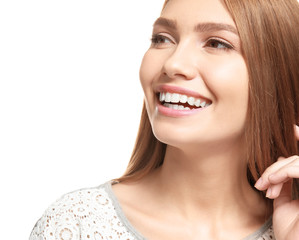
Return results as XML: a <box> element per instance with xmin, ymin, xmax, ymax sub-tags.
<box><xmin>266</xmin><ymin>187</ymin><xmax>272</xmax><ymax>198</ymax></box>
<box><xmin>254</xmin><ymin>178</ymin><xmax>263</xmax><ymax>189</ymax></box>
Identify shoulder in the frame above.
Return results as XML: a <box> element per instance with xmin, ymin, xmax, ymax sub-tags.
<box><xmin>30</xmin><ymin>182</ymin><xmax>136</xmax><ymax>240</ymax></box>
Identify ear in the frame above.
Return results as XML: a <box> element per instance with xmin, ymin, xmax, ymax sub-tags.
<box><xmin>295</xmin><ymin>125</ymin><xmax>299</xmax><ymax>140</ymax></box>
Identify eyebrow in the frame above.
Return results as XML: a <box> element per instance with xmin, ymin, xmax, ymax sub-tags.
<box><xmin>153</xmin><ymin>17</ymin><xmax>177</xmax><ymax>29</ymax></box>
<box><xmin>153</xmin><ymin>17</ymin><xmax>238</xmax><ymax>35</ymax></box>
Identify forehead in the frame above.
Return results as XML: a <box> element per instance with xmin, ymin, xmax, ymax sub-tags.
<box><xmin>161</xmin><ymin>0</ymin><xmax>236</xmax><ymax>29</ymax></box>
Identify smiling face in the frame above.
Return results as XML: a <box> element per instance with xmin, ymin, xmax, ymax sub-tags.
<box><xmin>139</xmin><ymin>0</ymin><xmax>249</xmax><ymax>150</ymax></box>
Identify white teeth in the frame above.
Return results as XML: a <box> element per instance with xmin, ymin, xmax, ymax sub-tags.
<box><xmin>163</xmin><ymin>103</ymin><xmax>194</xmax><ymax>110</ymax></box>
<box><xmin>159</xmin><ymin>92</ymin><xmax>165</xmax><ymax>102</ymax></box>
<box><xmin>187</xmin><ymin>97</ymin><xmax>195</xmax><ymax>106</ymax></box>
<box><xmin>165</xmin><ymin>92</ymin><xmax>171</xmax><ymax>102</ymax></box>
<box><xmin>195</xmin><ymin>99</ymin><xmax>201</xmax><ymax>107</ymax></box>
<box><xmin>180</xmin><ymin>94</ymin><xmax>188</xmax><ymax>103</ymax></box>
<box><xmin>172</xmin><ymin>104</ymin><xmax>179</xmax><ymax>110</ymax></box>
<box><xmin>171</xmin><ymin>93</ymin><xmax>180</xmax><ymax>103</ymax></box>
<box><xmin>200</xmin><ymin>101</ymin><xmax>206</xmax><ymax>107</ymax></box>
<box><xmin>160</xmin><ymin>92</ymin><xmax>211</xmax><ymax>109</ymax></box>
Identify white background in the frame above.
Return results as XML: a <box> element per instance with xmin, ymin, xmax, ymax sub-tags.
<box><xmin>2</xmin><ymin>1</ymin><xmax>298</xmax><ymax>239</ymax></box>
<box><xmin>0</xmin><ymin>1</ymin><xmax>163</xmax><ymax>238</ymax></box>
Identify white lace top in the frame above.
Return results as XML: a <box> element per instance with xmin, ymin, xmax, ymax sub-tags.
<box><xmin>30</xmin><ymin>181</ymin><xmax>275</xmax><ymax>240</ymax></box>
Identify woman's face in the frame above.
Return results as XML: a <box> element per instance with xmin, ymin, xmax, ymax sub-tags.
<box><xmin>139</xmin><ymin>0</ymin><xmax>249</xmax><ymax>149</ymax></box>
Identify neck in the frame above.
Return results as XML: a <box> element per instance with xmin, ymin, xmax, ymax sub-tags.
<box><xmin>145</xmin><ymin>142</ymin><xmax>269</xmax><ymax>224</ymax></box>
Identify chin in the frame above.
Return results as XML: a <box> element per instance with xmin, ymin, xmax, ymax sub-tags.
<box><xmin>152</xmin><ymin>121</ymin><xmax>246</xmax><ymax>151</ymax></box>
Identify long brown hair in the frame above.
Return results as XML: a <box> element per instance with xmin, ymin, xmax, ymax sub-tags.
<box><xmin>116</xmin><ymin>0</ymin><xmax>299</xmax><ymax>198</ymax></box>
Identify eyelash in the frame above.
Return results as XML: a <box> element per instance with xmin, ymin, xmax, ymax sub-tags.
<box><xmin>151</xmin><ymin>34</ymin><xmax>234</xmax><ymax>51</ymax></box>
<box><xmin>151</xmin><ymin>34</ymin><xmax>172</xmax><ymax>46</ymax></box>
<box><xmin>205</xmin><ymin>38</ymin><xmax>234</xmax><ymax>51</ymax></box>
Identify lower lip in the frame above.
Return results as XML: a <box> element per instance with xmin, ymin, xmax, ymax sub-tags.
<box><xmin>157</xmin><ymin>101</ymin><xmax>207</xmax><ymax>117</ymax></box>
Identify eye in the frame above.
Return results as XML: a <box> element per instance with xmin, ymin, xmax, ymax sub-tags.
<box><xmin>151</xmin><ymin>34</ymin><xmax>173</xmax><ymax>47</ymax></box>
<box><xmin>205</xmin><ymin>38</ymin><xmax>234</xmax><ymax>51</ymax></box>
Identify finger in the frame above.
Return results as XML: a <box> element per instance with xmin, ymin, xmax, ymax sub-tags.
<box><xmin>273</xmin><ymin>180</ymin><xmax>293</xmax><ymax>209</ymax></box>
<box><xmin>265</xmin><ymin>183</ymin><xmax>283</xmax><ymax>199</ymax></box>
<box><xmin>254</xmin><ymin>155</ymin><xmax>298</xmax><ymax>190</ymax></box>
<box><xmin>268</xmin><ymin>163</ymin><xmax>299</xmax><ymax>185</ymax></box>
<box><xmin>295</xmin><ymin>125</ymin><xmax>299</xmax><ymax>140</ymax></box>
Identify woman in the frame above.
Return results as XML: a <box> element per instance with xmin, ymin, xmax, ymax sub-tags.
<box><xmin>30</xmin><ymin>0</ymin><xmax>299</xmax><ymax>239</ymax></box>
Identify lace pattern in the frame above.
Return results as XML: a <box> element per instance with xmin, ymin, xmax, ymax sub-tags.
<box><xmin>30</xmin><ymin>182</ymin><xmax>275</xmax><ymax>240</ymax></box>
<box><xmin>30</xmin><ymin>185</ymin><xmax>138</xmax><ymax>240</ymax></box>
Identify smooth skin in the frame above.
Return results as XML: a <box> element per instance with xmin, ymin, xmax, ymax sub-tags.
<box><xmin>113</xmin><ymin>0</ymin><xmax>299</xmax><ymax>239</ymax></box>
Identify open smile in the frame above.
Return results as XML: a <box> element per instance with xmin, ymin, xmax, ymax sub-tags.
<box><xmin>155</xmin><ymin>85</ymin><xmax>212</xmax><ymax>117</ymax></box>
<box><xmin>158</xmin><ymin>92</ymin><xmax>211</xmax><ymax>110</ymax></box>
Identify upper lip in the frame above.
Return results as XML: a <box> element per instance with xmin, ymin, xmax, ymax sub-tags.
<box><xmin>155</xmin><ymin>84</ymin><xmax>211</xmax><ymax>102</ymax></box>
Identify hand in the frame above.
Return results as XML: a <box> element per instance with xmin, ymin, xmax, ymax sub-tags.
<box><xmin>254</xmin><ymin>125</ymin><xmax>299</xmax><ymax>240</ymax></box>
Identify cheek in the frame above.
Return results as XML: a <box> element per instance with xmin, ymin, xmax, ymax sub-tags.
<box><xmin>139</xmin><ymin>50</ymin><xmax>167</xmax><ymax>121</ymax></box>
<box><xmin>206</xmin><ymin>57</ymin><xmax>249</xmax><ymax>105</ymax></box>
<box><xmin>139</xmin><ymin>50</ymin><xmax>161</xmax><ymax>93</ymax></box>
<box><xmin>139</xmin><ymin>51</ymin><xmax>160</xmax><ymax>122</ymax></box>
<box><xmin>204</xmin><ymin>57</ymin><xmax>249</xmax><ymax>133</ymax></box>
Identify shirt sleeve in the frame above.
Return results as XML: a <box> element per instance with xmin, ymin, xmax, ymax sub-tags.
<box><xmin>29</xmin><ymin>192</ymin><xmax>82</xmax><ymax>240</ymax></box>
<box><xmin>28</xmin><ymin>185</ymin><xmax>138</xmax><ymax>240</ymax></box>
<box><xmin>30</xmin><ymin>208</ymin><xmax>82</xmax><ymax>240</ymax></box>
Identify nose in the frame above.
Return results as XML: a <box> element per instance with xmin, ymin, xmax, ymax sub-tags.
<box><xmin>162</xmin><ymin>40</ymin><xmax>198</xmax><ymax>80</ymax></box>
